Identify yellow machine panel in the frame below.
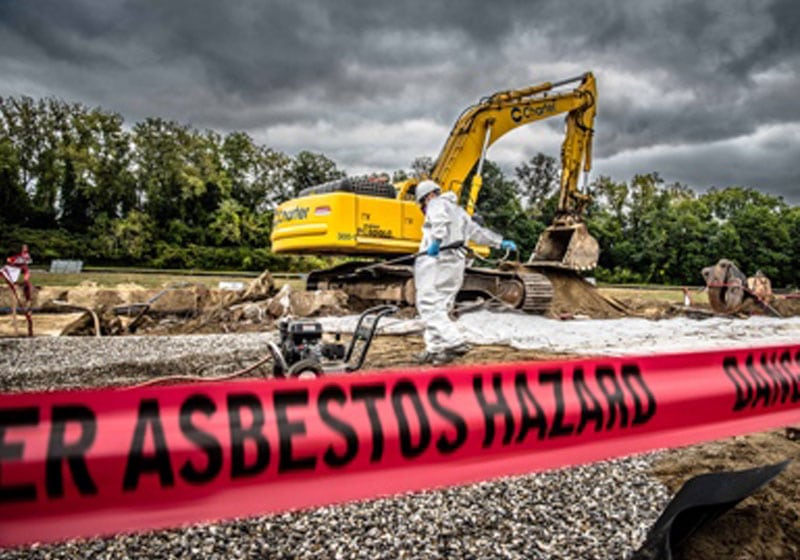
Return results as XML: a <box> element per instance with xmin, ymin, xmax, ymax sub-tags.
<box><xmin>271</xmin><ymin>191</ymin><xmax>422</xmax><ymax>255</ymax></box>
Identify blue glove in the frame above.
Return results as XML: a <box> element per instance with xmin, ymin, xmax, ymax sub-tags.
<box><xmin>426</xmin><ymin>239</ymin><xmax>441</xmax><ymax>257</ymax></box>
<box><xmin>500</xmin><ymin>239</ymin><xmax>517</xmax><ymax>252</ymax></box>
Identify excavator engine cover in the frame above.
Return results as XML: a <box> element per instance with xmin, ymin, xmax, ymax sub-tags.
<box><xmin>530</xmin><ymin>222</ymin><xmax>599</xmax><ymax>271</ymax></box>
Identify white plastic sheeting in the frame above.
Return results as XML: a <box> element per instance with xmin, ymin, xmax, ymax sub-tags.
<box><xmin>318</xmin><ymin>311</ymin><xmax>800</xmax><ymax>356</ymax></box>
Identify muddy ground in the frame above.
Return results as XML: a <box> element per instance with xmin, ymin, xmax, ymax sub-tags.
<box><xmin>651</xmin><ymin>431</ymin><xmax>799</xmax><ymax>560</ymax></box>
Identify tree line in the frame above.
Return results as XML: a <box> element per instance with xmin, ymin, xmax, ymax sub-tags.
<box><xmin>1</xmin><ymin>96</ymin><xmax>797</xmax><ymax>287</ymax></box>
<box><xmin>478</xmin><ymin>159</ymin><xmax>798</xmax><ymax>287</ymax></box>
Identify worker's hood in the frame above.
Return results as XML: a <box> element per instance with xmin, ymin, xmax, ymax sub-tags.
<box><xmin>439</xmin><ymin>191</ymin><xmax>458</xmax><ymax>204</ymax></box>
<box><xmin>422</xmin><ymin>190</ymin><xmax>458</xmax><ymax>214</ymax></box>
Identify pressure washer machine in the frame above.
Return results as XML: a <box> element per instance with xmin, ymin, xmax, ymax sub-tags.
<box><xmin>267</xmin><ymin>304</ymin><xmax>397</xmax><ymax>378</ymax></box>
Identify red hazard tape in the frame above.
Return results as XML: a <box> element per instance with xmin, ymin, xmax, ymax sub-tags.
<box><xmin>1</xmin><ymin>344</ymin><xmax>799</xmax><ymax>546</ymax></box>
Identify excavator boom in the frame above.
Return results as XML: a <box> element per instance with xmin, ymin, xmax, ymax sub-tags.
<box><xmin>424</xmin><ymin>73</ymin><xmax>597</xmax><ymax>218</ymax></box>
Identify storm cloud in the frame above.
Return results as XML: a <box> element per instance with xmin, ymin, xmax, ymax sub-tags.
<box><xmin>1</xmin><ymin>0</ymin><xmax>798</xmax><ymax>202</ymax></box>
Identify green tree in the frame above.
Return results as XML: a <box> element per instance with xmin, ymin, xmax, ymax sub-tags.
<box><xmin>474</xmin><ymin>161</ymin><xmax>543</xmax><ymax>254</ymax></box>
<box><xmin>2</xmin><ymin>98</ymin><xmax>63</xmax><ymax>227</ymax></box>
<box><xmin>209</xmin><ymin>199</ymin><xmax>246</xmax><ymax>246</ymax></box>
<box><xmin>411</xmin><ymin>156</ymin><xmax>435</xmax><ymax>179</ymax></box>
<box><xmin>701</xmin><ymin>187</ymin><xmax>792</xmax><ymax>285</ymax></box>
<box><xmin>515</xmin><ymin>152</ymin><xmax>558</xmax><ymax>214</ymax></box>
<box><xmin>112</xmin><ymin>210</ymin><xmax>155</xmax><ymax>261</ymax></box>
<box><xmin>59</xmin><ymin>157</ymin><xmax>91</xmax><ymax>231</ymax></box>
<box><xmin>254</xmin><ymin>147</ymin><xmax>294</xmax><ymax>211</ymax></box>
<box><xmin>592</xmin><ymin>175</ymin><xmax>628</xmax><ymax>223</ymax></box>
<box><xmin>222</xmin><ymin>131</ymin><xmax>259</xmax><ymax>209</ymax></box>
<box><xmin>82</xmin><ymin>108</ymin><xmax>135</xmax><ymax>219</ymax></box>
<box><xmin>648</xmin><ymin>197</ymin><xmax>713</xmax><ymax>284</ymax></box>
<box><xmin>180</xmin><ymin>130</ymin><xmax>228</xmax><ymax>236</ymax></box>
<box><xmin>0</xmin><ymin>135</ymin><xmax>29</xmax><ymax>225</ymax></box>
<box><xmin>132</xmin><ymin>118</ymin><xmax>216</xmax><ymax>243</ymax></box>
<box><xmin>785</xmin><ymin>206</ymin><xmax>800</xmax><ymax>287</ymax></box>
<box><xmin>287</xmin><ymin>151</ymin><xmax>345</xmax><ymax>196</ymax></box>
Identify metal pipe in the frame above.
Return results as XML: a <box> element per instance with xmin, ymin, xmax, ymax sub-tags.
<box><xmin>550</xmin><ymin>73</ymin><xmax>588</xmax><ymax>89</ymax></box>
<box><xmin>476</xmin><ymin>121</ymin><xmax>493</xmax><ymax>177</ymax></box>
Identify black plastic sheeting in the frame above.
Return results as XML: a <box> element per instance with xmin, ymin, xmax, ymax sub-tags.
<box><xmin>632</xmin><ymin>459</ymin><xmax>791</xmax><ymax>560</ymax></box>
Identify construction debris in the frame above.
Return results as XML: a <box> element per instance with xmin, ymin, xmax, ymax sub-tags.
<box><xmin>702</xmin><ymin>259</ymin><xmax>748</xmax><ymax>313</ymax></box>
<box><xmin>3</xmin><ymin>260</ymin><xmax>800</xmax><ymax>338</ymax></box>
<box><xmin>702</xmin><ymin>259</ymin><xmax>782</xmax><ymax>317</ymax></box>
<box><xmin>266</xmin><ymin>284</ymin><xmax>349</xmax><ymax>317</ymax></box>
<box><xmin>240</xmin><ymin>270</ymin><xmax>276</xmax><ymax>301</ymax></box>
<box><xmin>747</xmin><ymin>270</ymin><xmax>773</xmax><ymax>302</ymax></box>
<box><xmin>164</xmin><ymin>275</ymin><xmax>349</xmax><ymax>335</ymax></box>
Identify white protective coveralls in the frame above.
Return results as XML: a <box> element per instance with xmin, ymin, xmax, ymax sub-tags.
<box><xmin>414</xmin><ymin>191</ymin><xmax>503</xmax><ymax>354</ymax></box>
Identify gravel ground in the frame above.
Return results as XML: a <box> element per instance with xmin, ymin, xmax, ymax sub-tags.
<box><xmin>1</xmin><ymin>334</ymin><xmax>674</xmax><ymax>559</ymax></box>
<box><xmin>0</xmin><ymin>333</ymin><xmax>275</xmax><ymax>391</ymax></box>
<box><xmin>6</xmin><ymin>457</ymin><xmax>668</xmax><ymax>560</ymax></box>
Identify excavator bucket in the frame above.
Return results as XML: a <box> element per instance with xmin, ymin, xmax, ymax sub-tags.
<box><xmin>529</xmin><ymin>222</ymin><xmax>599</xmax><ymax>271</ymax></box>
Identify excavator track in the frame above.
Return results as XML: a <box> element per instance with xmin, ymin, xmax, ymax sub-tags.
<box><xmin>518</xmin><ymin>270</ymin><xmax>554</xmax><ymax>313</ymax></box>
<box><xmin>308</xmin><ymin>262</ymin><xmax>555</xmax><ymax>315</ymax></box>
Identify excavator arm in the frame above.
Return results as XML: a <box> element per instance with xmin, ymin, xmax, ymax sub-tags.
<box><xmin>527</xmin><ymin>75</ymin><xmax>599</xmax><ymax>270</ymax></box>
<box><xmin>427</xmin><ymin>73</ymin><xmax>596</xmax><ymax>217</ymax></box>
<box><xmin>555</xmin><ymin>77</ymin><xmax>596</xmax><ymax>217</ymax></box>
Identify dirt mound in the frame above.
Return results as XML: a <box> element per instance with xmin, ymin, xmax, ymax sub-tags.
<box><xmin>651</xmin><ymin>431</ymin><xmax>799</xmax><ymax>559</ymax></box>
<box><xmin>541</xmin><ymin>269</ymin><xmax>629</xmax><ymax>319</ymax></box>
<box><xmin>67</xmin><ymin>288</ymin><xmax>129</xmax><ymax>309</ymax></box>
<box><xmin>771</xmin><ymin>296</ymin><xmax>800</xmax><ymax>317</ymax></box>
<box><xmin>359</xmin><ymin>335</ymin><xmax>574</xmax><ymax>371</ymax></box>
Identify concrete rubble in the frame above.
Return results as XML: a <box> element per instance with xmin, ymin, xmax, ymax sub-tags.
<box><xmin>0</xmin><ymin>272</ymin><xmax>351</xmax><ymax>336</ymax></box>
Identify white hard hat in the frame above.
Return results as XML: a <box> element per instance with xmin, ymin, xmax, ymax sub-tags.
<box><xmin>415</xmin><ymin>180</ymin><xmax>441</xmax><ymax>203</ymax></box>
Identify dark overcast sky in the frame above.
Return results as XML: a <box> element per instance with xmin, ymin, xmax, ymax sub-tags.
<box><xmin>2</xmin><ymin>0</ymin><xmax>798</xmax><ymax>203</ymax></box>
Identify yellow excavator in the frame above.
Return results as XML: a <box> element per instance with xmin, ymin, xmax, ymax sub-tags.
<box><xmin>270</xmin><ymin>72</ymin><xmax>599</xmax><ymax>313</ymax></box>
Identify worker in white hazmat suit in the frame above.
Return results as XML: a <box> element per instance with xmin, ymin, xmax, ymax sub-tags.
<box><xmin>414</xmin><ymin>180</ymin><xmax>517</xmax><ymax>365</ymax></box>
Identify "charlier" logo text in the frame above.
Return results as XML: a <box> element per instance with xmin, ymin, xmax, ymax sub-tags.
<box><xmin>510</xmin><ymin>102</ymin><xmax>557</xmax><ymax>123</ymax></box>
